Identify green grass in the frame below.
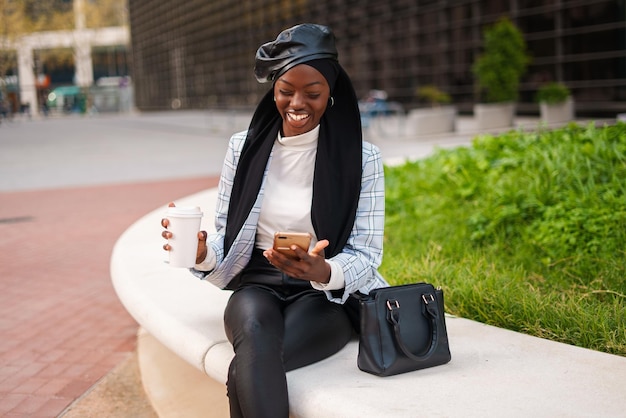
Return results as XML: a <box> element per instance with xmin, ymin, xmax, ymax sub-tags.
<box><xmin>381</xmin><ymin>122</ymin><xmax>626</xmax><ymax>356</ymax></box>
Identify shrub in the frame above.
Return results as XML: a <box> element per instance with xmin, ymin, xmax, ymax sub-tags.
<box><xmin>535</xmin><ymin>82</ymin><xmax>571</xmax><ymax>104</ymax></box>
<box><xmin>416</xmin><ymin>85</ymin><xmax>451</xmax><ymax>107</ymax></box>
<box><xmin>472</xmin><ymin>17</ymin><xmax>530</xmax><ymax>103</ymax></box>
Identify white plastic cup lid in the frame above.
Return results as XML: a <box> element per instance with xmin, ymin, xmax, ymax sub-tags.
<box><xmin>166</xmin><ymin>206</ymin><xmax>203</xmax><ymax>217</ymax></box>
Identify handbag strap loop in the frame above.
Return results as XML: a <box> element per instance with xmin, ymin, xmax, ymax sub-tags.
<box><xmin>386</xmin><ymin>293</ymin><xmax>440</xmax><ymax>362</ymax></box>
<box><xmin>386</xmin><ymin>299</ymin><xmax>400</xmax><ymax>310</ymax></box>
<box><xmin>422</xmin><ymin>293</ymin><xmax>439</xmax><ymax>318</ymax></box>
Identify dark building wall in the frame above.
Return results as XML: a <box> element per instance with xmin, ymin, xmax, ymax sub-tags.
<box><xmin>128</xmin><ymin>0</ymin><xmax>626</xmax><ymax>115</ymax></box>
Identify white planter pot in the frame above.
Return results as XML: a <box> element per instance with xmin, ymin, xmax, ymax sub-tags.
<box><xmin>540</xmin><ymin>97</ymin><xmax>574</xmax><ymax>124</ymax></box>
<box><xmin>474</xmin><ymin>102</ymin><xmax>515</xmax><ymax>130</ymax></box>
<box><xmin>407</xmin><ymin>106</ymin><xmax>457</xmax><ymax>136</ymax></box>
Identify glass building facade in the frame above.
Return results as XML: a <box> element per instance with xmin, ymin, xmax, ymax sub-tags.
<box><xmin>128</xmin><ymin>0</ymin><xmax>626</xmax><ymax>115</ymax></box>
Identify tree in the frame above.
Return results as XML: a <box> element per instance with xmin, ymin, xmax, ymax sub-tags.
<box><xmin>0</xmin><ymin>0</ymin><xmax>22</xmax><ymax>101</ymax></box>
<box><xmin>0</xmin><ymin>0</ymin><xmax>74</xmax><ymax>79</ymax></box>
<box><xmin>19</xmin><ymin>0</ymin><xmax>74</xmax><ymax>32</ymax></box>
<box><xmin>84</xmin><ymin>0</ymin><xmax>128</xmax><ymax>28</ymax></box>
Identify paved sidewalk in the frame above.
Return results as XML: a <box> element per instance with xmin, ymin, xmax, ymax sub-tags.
<box><xmin>1</xmin><ymin>112</ymin><xmax>232</xmax><ymax>417</ymax></box>
<box><xmin>0</xmin><ymin>176</ymin><xmax>219</xmax><ymax>417</ymax></box>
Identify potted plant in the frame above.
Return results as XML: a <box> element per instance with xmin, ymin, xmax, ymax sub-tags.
<box><xmin>535</xmin><ymin>82</ymin><xmax>574</xmax><ymax>124</ymax></box>
<box><xmin>407</xmin><ymin>85</ymin><xmax>457</xmax><ymax>136</ymax></box>
<box><xmin>472</xmin><ymin>17</ymin><xmax>530</xmax><ymax>130</ymax></box>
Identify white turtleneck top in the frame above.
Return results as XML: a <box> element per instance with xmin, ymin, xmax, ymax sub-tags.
<box><xmin>255</xmin><ymin>125</ymin><xmax>319</xmax><ymax>251</ymax></box>
<box><xmin>255</xmin><ymin>124</ymin><xmax>344</xmax><ymax>290</ymax></box>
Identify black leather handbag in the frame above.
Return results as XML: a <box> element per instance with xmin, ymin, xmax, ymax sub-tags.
<box><xmin>357</xmin><ymin>283</ymin><xmax>451</xmax><ymax>376</ymax></box>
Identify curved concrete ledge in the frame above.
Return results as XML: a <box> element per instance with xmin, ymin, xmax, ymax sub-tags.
<box><xmin>112</xmin><ymin>187</ymin><xmax>626</xmax><ymax>417</ymax></box>
<box><xmin>111</xmin><ymin>189</ymin><xmax>233</xmax><ymax>381</ymax></box>
<box><xmin>136</xmin><ymin>327</ymin><xmax>229</xmax><ymax>417</ymax></box>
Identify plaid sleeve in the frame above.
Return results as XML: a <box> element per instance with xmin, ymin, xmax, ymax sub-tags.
<box><xmin>189</xmin><ymin>131</ymin><xmax>247</xmax><ymax>281</ymax></box>
<box><xmin>323</xmin><ymin>141</ymin><xmax>388</xmax><ymax>303</ymax></box>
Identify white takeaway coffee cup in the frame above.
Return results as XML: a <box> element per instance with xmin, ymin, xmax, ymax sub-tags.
<box><xmin>165</xmin><ymin>206</ymin><xmax>203</xmax><ymax>268</ymax></box>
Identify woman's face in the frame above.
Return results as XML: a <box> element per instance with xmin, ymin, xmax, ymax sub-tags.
<box><xmin>274</xmin><ymin>64</ymin><xmax>330</xmax><ymax>137</ymax></box>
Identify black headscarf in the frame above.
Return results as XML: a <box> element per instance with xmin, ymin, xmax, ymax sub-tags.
<box><xmin>224</xmin><ymin>24</ymin><xmax>362</xmax><ymax>259</ymax></box>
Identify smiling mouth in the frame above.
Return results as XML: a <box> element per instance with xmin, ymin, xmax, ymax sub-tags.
<box><xmin>287</xmin><ymin>113</ymin><xmax>310</xmax><ymax>122</ymax></box>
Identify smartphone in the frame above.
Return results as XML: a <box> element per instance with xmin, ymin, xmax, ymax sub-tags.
<box><xmin>273</xmin><ymin>232</ymin><xmax>311</xmax><ymax>259</ymax></box>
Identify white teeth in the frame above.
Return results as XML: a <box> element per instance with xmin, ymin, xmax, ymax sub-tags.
<box><xmin>288</xmin><ymin>113</ymin><xmax>309</xmax><ymax>121</ymax></box>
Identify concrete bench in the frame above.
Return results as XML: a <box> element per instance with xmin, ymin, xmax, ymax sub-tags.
<box><xmin>111</xmin><ymin>187</ymin><xmax>626</xmax><ymax>418</ymax></box>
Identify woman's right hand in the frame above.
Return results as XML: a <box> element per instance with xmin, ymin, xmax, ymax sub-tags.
<box><xmin>161</xmin><ymin>202</ymin><xmax>208</xmax><ymax>264</ymax></box>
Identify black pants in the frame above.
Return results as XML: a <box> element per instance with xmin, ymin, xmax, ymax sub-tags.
<box><xmin>223</xmin><ymin>249</ymin><xmax>353</xmax><ymax>418</ymax></box>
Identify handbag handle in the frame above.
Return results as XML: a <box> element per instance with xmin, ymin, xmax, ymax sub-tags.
<box><xmin>386</xmin><ymin>293</ymin><xmax>440</xmax><ymax>362</ymax></box>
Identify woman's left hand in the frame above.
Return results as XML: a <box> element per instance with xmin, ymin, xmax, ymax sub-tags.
<box><xmin>263</xmin><ymin>240</ymin><xmax>331</xmax><ymax>283</ymax></box>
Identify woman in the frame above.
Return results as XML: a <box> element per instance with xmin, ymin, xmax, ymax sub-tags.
<box><xmin>162</xmin><ymin>23</ymin><xmax>387</xmax><ymax>418</ymax></box>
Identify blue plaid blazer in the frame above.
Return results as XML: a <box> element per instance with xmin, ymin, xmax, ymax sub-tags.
<box><xmin>192</xmin><ymin>130</ymin><xmax>388</xmax><ymax>303</ymax></box>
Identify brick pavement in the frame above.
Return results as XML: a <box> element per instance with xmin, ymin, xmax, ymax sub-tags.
<box><xmin>0</xmin><ymin>176</ymin><xmax>219</xmax><ymax>417</ymax></box>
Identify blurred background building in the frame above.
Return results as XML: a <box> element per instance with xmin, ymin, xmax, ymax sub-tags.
<box><xmin>0</xmin><ymin>0</ymin><xmax>131</xmax><ymax>116</ymax></box>
<box><xmin>2</xmin><ymin>1</ymin><xmax>624</xmax><ymax>117</ymax></box>
<box><xmin>128</xmin><ymin>0</ymin><xmax>625</xmax><ymax>116</ymax></box>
